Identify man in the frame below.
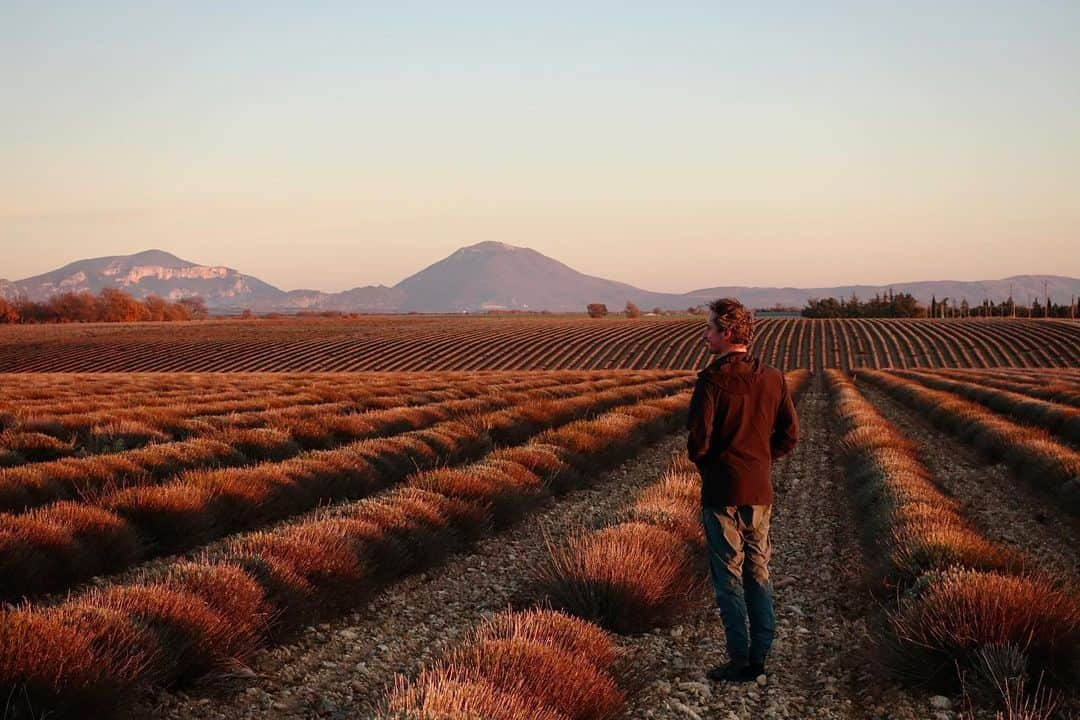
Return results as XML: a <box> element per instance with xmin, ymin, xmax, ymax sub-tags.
<box><xmin>687</xmin><ymin>298</ymin><xmax>799</xmax><ymax>683</ymax></box>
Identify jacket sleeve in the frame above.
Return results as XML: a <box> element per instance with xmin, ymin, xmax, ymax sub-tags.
<box><xmin>686</xmin><ymin>376</ymin><xmax>716</xmax><ymax>464</ymax></box>
<box><xmin>770</xmin><ymin>373</ymin><xmax>799</xmax><ymax>459</ymax></box>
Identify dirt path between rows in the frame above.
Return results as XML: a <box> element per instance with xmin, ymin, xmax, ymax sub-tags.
<box><xmin>860</xmin><ymin>383</ymin><xmax>1080</xmax><ymax>580</ymax></box>
<box><xmin>621</xmin><ymin>384</ymin><xmax>922</xmax><ymax>720</ymax></box>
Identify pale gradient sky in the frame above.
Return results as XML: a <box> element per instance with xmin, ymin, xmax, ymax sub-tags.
<box><xmin>2</xmin><ymin>2</ymin><xmax>1078</xmax><ymax>293</ymax></box>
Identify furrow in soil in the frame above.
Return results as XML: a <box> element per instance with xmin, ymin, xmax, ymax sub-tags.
<box><xmin>860</xmin><ymin>383</ymin><xmax>1080</xmax><ymax>580</ymax></box>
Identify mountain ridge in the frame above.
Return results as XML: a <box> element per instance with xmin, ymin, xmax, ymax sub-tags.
<box><xmin>3</xmin><ymin>243</ymin><xmax>1076</xmax><ymax>313</ymax></box>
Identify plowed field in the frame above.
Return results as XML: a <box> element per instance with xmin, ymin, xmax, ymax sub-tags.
<box><xmin>1</xmin><ymin>316</ymin><xmax>1077</xmax><ymax>372</ymax></box>
<box><xmin>3</xmin><ymin>322</ymin><xmax>1079</xmax><ymax>719</ymax></box>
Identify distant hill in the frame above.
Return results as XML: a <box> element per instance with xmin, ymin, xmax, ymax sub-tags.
<box><xmin>0</xmin><ymin>250</ymin><xmax>288</xmax><ymax>309</ymax></box>
<box><xmin>3</xmin><ymin>243</ymin><xmax>1076</xmax><ymax>313</ymax></box>
<box><xmin>394</xmin><ymin>241</ymin><xmax>682</xmax><ymax>312</ymax></box>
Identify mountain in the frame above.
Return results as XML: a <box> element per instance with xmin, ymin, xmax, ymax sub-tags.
<box><xmin>0</xmin><ymin>250</ymin><xmax>288</xmax><ymax>308</ymax></box>
<box><xmin>282</xmin><ymin>285</ymin><xmax>406</xmax><ymax>312</ymax></box>
<box><xmin>3</xmin><ymin>244</ymin><xmax>1077</xmax><ymax>313</ymax></box>
<box><xmin>394</xmin><ymin>241</ymin><xmax>682</xmax><ymax>312</ymax></box>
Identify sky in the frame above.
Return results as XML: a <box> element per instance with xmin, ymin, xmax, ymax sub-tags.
<box><xmin>2</xmin><ymin>2</ymin><xmax>1078</xmax><ymax>293</ymax></box>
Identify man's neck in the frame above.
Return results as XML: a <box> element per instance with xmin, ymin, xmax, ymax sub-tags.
<box><xmin>717</xmin><ymin>347</ymin><xmax>748</xmax><ymax>360</ymax></box>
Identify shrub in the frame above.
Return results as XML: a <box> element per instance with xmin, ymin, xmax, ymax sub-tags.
<box><xmin>785</xmin><ymin>368</ymin><xmax>813</xmax><ymax>400</ymax></box>
<box><xmin>347</xmin><ymin>496</ymin><xmax>457</xmax><ymax>574</ymax></box>
<box><xmin>537</xmin><ymin>523</ymin><xmax>697</xmax><ymax>634</ymax></box>
<box><xmin>86</xmin><ymin>421</ymin><xmax>169</xmax><ymax>453</ymax></box>
<box><xmin>887</xmin><ymin>570</ymin><xmax>1080</xmax><ymax>692</ymax></box>
<box><xmin>628</xmin><ymin>470</ymin><xmax>702</xmax><ymax>550</ymax></box>
<box><xmin>0</xmin><ymin>607</ymin><xmax>120</xmax><ymax>717</ymax></box>
<box><xmin>162</xmin><ymin>562</ymin><xmax>269</xmax><ymax>652</ymax></box>
<box><xmin>91</xmin><ymin>584</ymin><xmax>252</xmax><ymax>685</ymax></box>
<box><xmin>0</xmin><ymin>431</ymin><xmax>74</xmax><ymax>462</ymax></box>
<box><xmin>383</xmin><ymin>608</ymin><xmax>625</xmax><ymax>720</ymax></box>
<box><xmin>411</xmin><ymin>464</ymin><xmax>545</xmax><ymax>527</ymax></box>
<box><xmin>230</xmin><ymin>529</ymin><xmax>366</xmax><ymax>596</ymax></box>
<box><xmin>395</xmin><ymin>486</ymin><xmax>488</xmax><ymax>542</ymax></box>
<box><xmin>54</xmin><ymin>603</ymin><xmax>162</xmax><ymax>690</ymax></box>
<box><xmin>489</xmin><ymin>444</ymin><xmax>576</xmax><ymax>494</ymax></box>
<box><xmin>384</xmin><ymin>674</ymin><xmax>569</xmax><ymax>720</ymax></box>
<box><xmin>198</xmin><ymin>464</ymin><xmax>303</xmax><ymax>527</ymax></box>
<box><xmin>887</xmin><ymin>524</ymin><xmax>1026</xmax><ymax>581</ymax></box>
<box><xmin>218</xmin><ymin>427</ymin><xmax>300</xmax><ymax>462</ymax></box>
<box><xmin>471</xmin><ymin>608</ymin><xmax>620</xmax><ymax>671</ymax></box>
<box><xmin>105</xmin><ymin>483</ymin><xmax>218</xmax><ymax>553</ymax></box>
<box><xmin>434</xmin><ymin>638</ymin><xmax>624</xmax><ymax>720</ymax></box>
<box><xmin>538</xmin><ymin>414</ymin><xmax>641</xmax><ymax>471</ymax></box>
<box><xmin>0</xmin><ymin>297</ymin><xmax>18</xmax><ymax>324</ymax></box>
<box><xmin>227</xmin><ymin>551</ymin><xmax>317</xmax><ymax>627</ymax></box>
<box><xmin>0</xmin><ymin>512</ymin><xmax>78</xmax><ymax>599</ymax></box>
<box><xmin>36</xmin><ymin>501</ymin><xmax>141</xmax><ymax>576</ymax></box>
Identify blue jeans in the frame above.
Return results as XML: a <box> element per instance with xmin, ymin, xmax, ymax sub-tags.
<box><xmin>702</xmin><ymin>505</ymin><xmax>775</xmax><ymax>666</ymax></box>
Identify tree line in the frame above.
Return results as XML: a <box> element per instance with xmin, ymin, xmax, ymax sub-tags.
<box><xmin>0</xmin><ymin>289</ymin><xmax>208</xmax><ymax>324</ymax></box>
<box><xmin>800</xmin><ymin>291</ymin><xmax>925</xmax><ymax>318</ymax></box>
<box><xmin>801</xmin><ymin>290</ymin><xmax>1079</xmax><ymax>319</ymax></box>
<box><xmin>586</xmin><ymin>302</ymin><xmax>680</xmax><ymax>318</ymax></box>
<box><xmin>928</xmin><ymin>295</ymin><xmax>1078</xmax><ymax>319</ymax></box>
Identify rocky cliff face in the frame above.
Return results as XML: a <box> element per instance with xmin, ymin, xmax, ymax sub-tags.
<box><xmin>1</xmin><ymin>250</ymin><xmax>288</xmax><ymax>309</ymax></box>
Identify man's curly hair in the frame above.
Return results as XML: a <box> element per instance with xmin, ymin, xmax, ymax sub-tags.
<box><xmin>708</xmin><ymin>297</ymin><xmax>755</xmax><ymax>345</ymax></box>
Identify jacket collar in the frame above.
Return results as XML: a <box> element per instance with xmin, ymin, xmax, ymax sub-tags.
<box><xmin>707</xmin><ymin>350</ymin><xmax>749</xmax><ymax>370</ymax></box>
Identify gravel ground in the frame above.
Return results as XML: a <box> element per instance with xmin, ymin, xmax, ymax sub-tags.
<box><xmin>860</xmin><ymin>383</ymin><xmax>1080</xmax><ymax>580</ymax></box>
<box><xmin>129</xmin><ymin>385</ymin><xmax>937</xmax><ymax>720</ymax></box>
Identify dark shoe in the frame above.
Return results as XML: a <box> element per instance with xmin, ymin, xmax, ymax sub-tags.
<box><xmin>707</xmin><ymin>661</ymin><xmax>756</xmax><ymax>683</ymax></box>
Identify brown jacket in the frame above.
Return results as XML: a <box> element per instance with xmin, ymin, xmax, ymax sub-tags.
<box><xmin>686</xmin><ymin>352</ymin><xmax>798</xmax><ymax>507</ymax></box>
